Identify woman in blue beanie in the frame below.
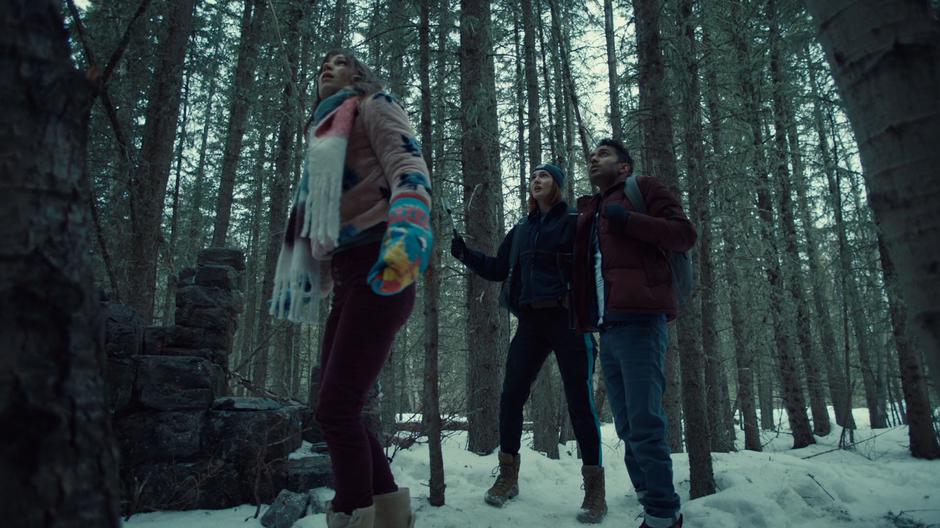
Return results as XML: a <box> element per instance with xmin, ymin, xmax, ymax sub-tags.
<box><xmin>451</xmin><ymin>163</ymin><xmax>606</xmax><ymax>524</ymax></box>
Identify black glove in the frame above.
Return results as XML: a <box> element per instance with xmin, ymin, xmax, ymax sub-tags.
<box><xmin>450</xmin><ymin>234</ymin><xmax>467</xmax><ymax>262</ymax></box>
<box><xmin>602</xmin><ymin>203</ymin><xmax>631</xmax><ymax>233</ymax></box>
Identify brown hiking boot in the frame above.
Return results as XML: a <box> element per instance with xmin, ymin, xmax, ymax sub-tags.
<box><xmin>577</xmin><ymin>465</ymin><xmax>607</xmax><ymax>523</ymax></box>
<box><xmin>484</xmin><ymin>451</ymin><xmax>520</xmax><ymax>507</ymax></box>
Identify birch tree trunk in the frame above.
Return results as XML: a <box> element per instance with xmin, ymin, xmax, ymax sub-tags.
<box><xmin>802</xmin><ymin>0</ymin><xmax>940</xmax><ymax>394</ymax></box>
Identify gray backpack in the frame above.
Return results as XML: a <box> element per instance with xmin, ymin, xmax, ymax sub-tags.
<box><xmin>624</xmin><ymin>176</ymin><xmax>695</xmax><ymax>306</ymax></box>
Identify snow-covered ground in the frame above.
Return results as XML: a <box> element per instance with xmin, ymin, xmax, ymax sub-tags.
<box><xmin>126</xmin><ymin>408</ymin><xmax>940</xmax><ymax>527</ymax></box>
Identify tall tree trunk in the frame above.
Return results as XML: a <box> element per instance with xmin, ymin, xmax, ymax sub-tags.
<box><xmin>546</xmin><ymin>11</ymin><xmax>566</xmax><ymax>168</ymax></box>
<box><xmin>825</xmin><ymin>114</ymin><xmax>886</xmax><ymax>429</ymax></box>
<box><xmin>531</xmin><ymin>365</ymin><xmax>560</xmax><ymax>458</ymax></box>
<box><xmin>604</xmin><ymin>0</ymin><xmax>623</xmax><ymax>140</ymax></box>
<box><xmin>767</xmin><ymin>0</ymin><xmax>831</xmax><ymax>437</ymax></box>
<box><xmin>236</xmin><ymin>128</ymin><xmax>272</xmax><ymax>393</ymax></box>
<box><xmin>633</xmin><ymin>0</ymin><xmax>715</xmax><ymax>498</ymax></box>
<box><xmin>879</xmin><ymin>240</ymin><xmax>940</xmax><ymax>458</ymax></box>
<box><xmin>802</xmin><ymin>0</ymin><xmax>940</xmax><ymax>394</ymax></box>
<box><xmin>460</xmin><ymin>0</ymin><xmax>504</xmax><ymax>454</ymax></box>
<box><xmin>758</xmin><ymin>355</ymin><xmax>776</xmax><ymax>430</ymax></box>
<box><xmin>676</xmin><ymin>0</ymin><xmax>733</xmax><ymax>454</ymax></box>
<box><xmin>126</xmin><ymin>0</ymin><xmax>197</xmax><ymax>322</ymax></box>
<box><xmin>161</xmin><ymin>71</ymin><xmax>191</xmax><ymax>326</ymax></box>
<box><xmin>665</xmin><ymin>333</ymin><xmax>683</xmax><ymax>453</ymax></box>
<box><xmin>211</xmin><ymin>0</ymin><xmax>268</xmax><ymax>247</ymax></box>
<box><xmin>521</xmin><ymin>0</ymin><xmax>541</xmax><ymax>170</ymax></box>
<box><xmin>785</xmin><ymin>94</ymin><xmax>840</xmax><ymax>434</ymax></box>
<box><xmin>536</xmin><ymin>12</ymin><xmax>559</xmax><ymax>162</ymax></box>
<box><xmin>731</xmin><ymin>0</ymin><xmax>813</xmax><ymax>448</ymax></box>
<box><xmin>330</xmin><ymin>0</ymin><xmax>350</xmax><ymax>48</ymax></box>
<box><xmin>184</xmin><ymin>63</ymin><xmax>219</xmax><ymax>261</ymax></box>
<box><xmin>546</xmin><ymin>0</ymin><xmax>590</xmax><ymax>164</ymax></box>
<box><xmin>256</xmin><ymin>0</ymin><xmax>303</xmax><ymax>390</ymax></box>
<box><xmin>2</xmin><ymin>1</ymin><xmax>121</xmax><ymax>524</ymax></box>
<box><xmin>672</xmin><ymin>0</ymin><xmax>716</xmax><ymax>498</ymax></box>
<box><xmin>513</xmin><ymin>7</ymin><xmax>527</xmax><ymax>211</ymax></box>
<box><xmin>805</xmin><ymin>52</ymin><xmax>854</xmax><ymax>428</ymax></box>
<box><xmin>420</xmin><ymin>0</ymin><xmax>445</xmax><ymax>504</ymax></box>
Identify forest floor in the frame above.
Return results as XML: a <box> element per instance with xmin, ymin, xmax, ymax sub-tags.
<box><xmin>125</xmin><ymin>407</ymin><xmax>940</xmax><ymax>527</ymax></box>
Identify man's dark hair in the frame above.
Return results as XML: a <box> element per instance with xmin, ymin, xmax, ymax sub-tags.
<box><xmin>597</xmin><ymin>138</ymin><xmax>634</xmax><ymax>167</ymax></box>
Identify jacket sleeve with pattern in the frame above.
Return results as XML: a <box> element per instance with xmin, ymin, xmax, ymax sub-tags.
<box><xmin>621</xmin><ymin>175</ymin><xmax>697</xmax><ymax>252</ymax></box>
<box><xmin>359</xmin><ymin>92</ymin><xmax>433</xmax><ymax>295</ymax></box>
<box><xmin>360</xmin><ymin>92</ymin><xmax>432</xmax><ymax>222</ymax></box>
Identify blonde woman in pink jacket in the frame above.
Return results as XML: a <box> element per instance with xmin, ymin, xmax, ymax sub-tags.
<box><xmin>271</xmin><ymin>49</ymin><xmax>432</xmax><ymax>528</ymax></box>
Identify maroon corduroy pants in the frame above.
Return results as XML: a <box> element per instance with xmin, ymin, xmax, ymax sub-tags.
<box><xmin>315</xmin><ymin>241</ymin><xmax>415</xmax><ymax>514</ymax></box>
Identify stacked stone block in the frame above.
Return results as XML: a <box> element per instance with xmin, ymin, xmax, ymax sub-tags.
<box><xmin>105</xmin><ymin>248</ymin><xmax>332</xmax><ymax>514</ymax></box>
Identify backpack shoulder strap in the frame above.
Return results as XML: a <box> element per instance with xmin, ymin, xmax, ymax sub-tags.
<box><xmin>624</xmin><ymin>175</ymin><xmax>647</xmax><ymax>214</ymax></box>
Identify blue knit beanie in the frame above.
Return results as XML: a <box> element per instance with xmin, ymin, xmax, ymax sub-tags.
<box><xmin>534</xmin><ymin>163</ymin><xmax>565</xmax><ymax>189</ymax></box>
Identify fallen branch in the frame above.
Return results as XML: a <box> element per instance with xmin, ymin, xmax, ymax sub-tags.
<box><xmin>801</xmin><ymin>427</ymin><xmax>901</xmax><ymax>460</ymax></box>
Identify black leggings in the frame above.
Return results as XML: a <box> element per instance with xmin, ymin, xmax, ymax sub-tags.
<box><xmin>499</xmin><ymin>307</ymin><xmax>602</xmax><ymax>466</ymax></box>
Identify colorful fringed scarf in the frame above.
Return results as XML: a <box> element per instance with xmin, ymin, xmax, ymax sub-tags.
<box><xmin>270</xmin><ymin>89</ymin><xmax>359</xmax><ymax>323</ymax></box>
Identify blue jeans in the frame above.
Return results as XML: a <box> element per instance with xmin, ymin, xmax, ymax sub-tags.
<box><xmin>599</xmin><ymin>316</ymin><xmax>680</xmax><ymax>525</ymax></box>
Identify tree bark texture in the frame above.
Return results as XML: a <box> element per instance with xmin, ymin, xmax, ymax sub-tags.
<box><xmin>460</xmin><ymin>0</ymin><xmax>504</xmax><ymax>454</ymax></box>
<box><xmin>1</xmin><ymin>1</ymin><xmax>121</xmax><ymax>525</ymax></box>
<box><xmin>211</xmin><ymin>0</ymin><xmax>268</xmax><ymax>247</ymax></box>
<box><xmin>731</xmin><ymin>0</ymin><xmax>813</xmax><ymax>448</ymax></box>
<box><xmin>806</xmin><ymin>55</ymin><xmax>854</xmax><ymax>428</ymax></box>
<box><xmin>531</xmin><ymin>363</ymin><xmax>560</xmax><ymax>459</ymax></box>
<box><xmin>420</xmin><ymin>0</ymin><xmax>446</xmax><ymax>503</ymax></box>
<box><xmin>521</xmin><ymin>0</ymin><xmax>542</xmax><ymax>170</ymax></box>
<box><xmin>256</xmin><ymin>0</ymin><xmax>303</xmax><ymax>390</ymax></box>
<box><xmin>701</xmin><ymin>13</ymin><xmax>759</xmax><ymax>450</ymax></box>
<box><xmin>767</xmin><ymin>0</ymin><xmax>831</xmax><ymax>437</ymax></box>
<box><xmin>677</xmin><ymin>0</ymin><xmax>733</xmax><ymax>454</ymax></box>
<box><xmin>802</xmin><ymin>0</ymin><xmax>940</xmax><ymax>397</ymax></box>
<box><xmin>126</xmin><ymin>0</ymin><xmax>197</xmax><ymax>322</ymax></box>
<box><xmin>879</xmin><ymin>240</ymin><xmax>940</xmax><ymax>458</ymax></box>
<box><xmin>634</xmin><ymin>0</ymin><xmax>715</xmax><ymax>497</ymax></box>
<box><xmin>604</xmin><ymin>0</ymin><xmax>623</xmax><ymax>140</ymax></box>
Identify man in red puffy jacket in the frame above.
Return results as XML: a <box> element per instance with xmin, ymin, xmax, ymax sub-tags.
<box><xmin>571</xmin><ymin>138</ymin><xmax>696</xmax><ymax>528</ymax></box>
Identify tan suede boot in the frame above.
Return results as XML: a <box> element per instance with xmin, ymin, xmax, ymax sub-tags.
<box><xmin>484</xmin><ymin>451</ymin><xmax>520</xmax><ymax>507</ymax></box>
<box><xmin>326</xmin><ymin>502</ymin><xmax>375</xmax><ymax>528</ymax></box>
<box><xmin>577</xmin><ymin>465</ymin><xmax>607</xmax><ymax>523</ymax></box>
<box><xmin>373</xmin><ymin>487</ymin><xmax>415</xmax><ymax>528</ymax></box>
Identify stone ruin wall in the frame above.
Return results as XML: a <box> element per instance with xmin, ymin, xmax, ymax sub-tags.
<box><xmin>103</xmin><ymin>248</ymin><xmax>331</xmax><ymax>514</ymax></box>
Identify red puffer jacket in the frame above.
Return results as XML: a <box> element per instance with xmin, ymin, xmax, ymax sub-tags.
<box><xmin>571</xmin><ymin>174</ymin><xmax>696</xmax><ymax>331</ymax></box>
